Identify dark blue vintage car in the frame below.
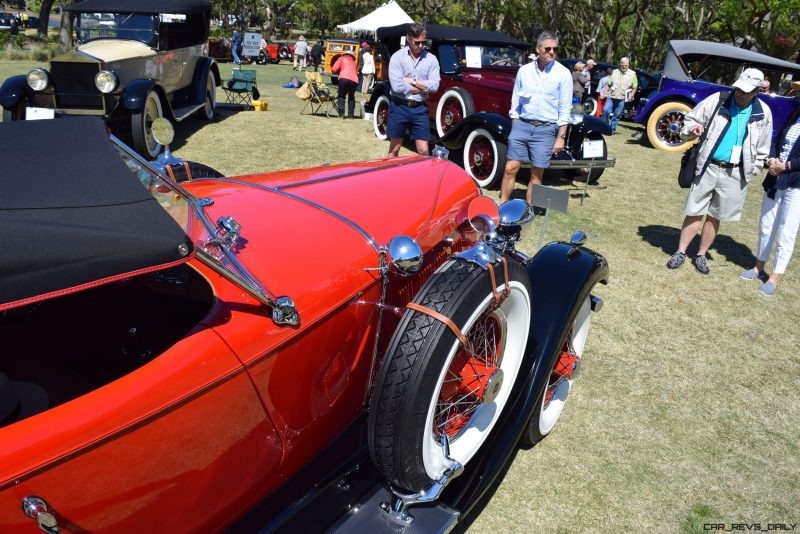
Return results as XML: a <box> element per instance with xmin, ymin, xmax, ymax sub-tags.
<box><xmin>633</xmin><ymin>40</ymin><xmax>800</xmax><ymax>152</ymax></box>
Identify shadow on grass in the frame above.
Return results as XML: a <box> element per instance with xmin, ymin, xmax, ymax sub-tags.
<box><xmin>638</xmin><ymin>224</ymin><xmax>756</xmax><ymax>268</ymax></box>
<box><xmin>449</xmin><ymin>448</ymin><xmax>519</xmax><ymax>534</ymax></box>
<box><xmin>169</xmin><ymin>103</ymin><xmax>250</xmax><ymax>152</ymax></box>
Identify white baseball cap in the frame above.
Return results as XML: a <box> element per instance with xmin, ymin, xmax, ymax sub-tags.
<box><xmin>732</xmin><ymin>68</ymin><xmax>765</xmax><ymax>93</ymax></box>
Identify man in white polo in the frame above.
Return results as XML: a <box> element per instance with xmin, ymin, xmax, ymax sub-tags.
<box><xmin>500</xmin><ymin>31</ymin><xmax>572</xmax><ymax>205</ymax></box>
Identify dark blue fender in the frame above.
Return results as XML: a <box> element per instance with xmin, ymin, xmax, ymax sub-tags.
<box><xmin>632</xmin><ymin>88</ymin><xmax>699</xmax><ymax>124</ymax></box>
<box><xmin>443</xmin><ymin>241</ymin><xmax>609</xmax><ymax>513</ymax></box>
<box><xmin>182</xmin><ymin>57</ymin><xmax>220</xmax><ymax>103</ymax></box>
<box><xmin>436</xmin><ymin>111</ymin><xmax>511</xmax><ymax>148</ymax></box>
<box><xmin>572</xmin><ymin>114</ymin><xmax>612</xmax><ymax>137</ymax></box>
<box><xmin>123</xmin><ymin>78</ymin><xmax>160</xmax><ymax>111</ymax></box>
<box><xmin>0</xmin><ymin>75</ymin><xmax>29</xmax><ymax>108</ymax></box>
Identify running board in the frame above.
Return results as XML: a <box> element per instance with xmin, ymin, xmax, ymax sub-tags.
<box><xmin>172</xmin><ymin>103</ymin><xmax>205</xmax><ymax>121</ymax></box>
<box><xmin>328</xmin><ymin>485</ymin><xmax>459</xmax><ymax>534</ymax></box>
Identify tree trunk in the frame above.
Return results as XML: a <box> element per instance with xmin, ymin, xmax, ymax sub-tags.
<box><xmin>36</xmin><ymin>0</ymin><xmax>53</xmax><ymax>38</ymax></box>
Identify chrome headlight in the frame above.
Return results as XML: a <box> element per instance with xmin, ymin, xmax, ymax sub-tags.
<box><xmin>27</xmin><ymin>69</ymin><xmax>50</xmax><ymax>91</ymax></box>
<box><xmin>95</xmin><ymin>71</ymin><xmax>118</xmax><ymax>94</ymax></box>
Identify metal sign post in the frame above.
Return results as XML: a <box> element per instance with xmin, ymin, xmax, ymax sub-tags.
<box><xmin>530</xmin><ymin>184</ymin><xmax>569</xmax><ymax>251</ymax></box>
<box><xmin>580</xmin><ymin>138</ymin><xmax>604</xmax><ymax>205</ymax></box>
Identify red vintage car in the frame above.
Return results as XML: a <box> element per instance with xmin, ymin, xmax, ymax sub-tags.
<box><xmin>0</xmin><ymin>117</ymin><xmax>607</xmax><ymax>532</ymax></box>
<box><xmin>365</xmin><ymin>24</ymin><xmax>615</xmax><ymax>188</ymax></box>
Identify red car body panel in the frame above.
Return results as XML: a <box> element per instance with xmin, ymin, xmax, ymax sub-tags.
<box><xmin>0</xmin><ymin>156</ymin><xmax>480</xmax><ymax>531</ymax></box>
<box><xmin>431</xmin><ymin>69</ymin><xmax>517</xmax><ymax>119</ymax></box>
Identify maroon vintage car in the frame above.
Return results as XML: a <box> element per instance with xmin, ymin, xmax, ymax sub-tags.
<box><xmin>0</xmin><ymin>117</ymin><xmax>607</xmax><ymax>532</ymax></box>
<box><xmin>365</xmin><ymin>24</ymin><xmax>615</xmax><ymax>188</ymax></box>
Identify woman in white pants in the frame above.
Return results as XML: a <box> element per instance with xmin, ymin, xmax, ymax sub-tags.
<box><xmin>741</xmin><ymin>102</ymin><xmax>800</xmax><ymax>296</ymax></box>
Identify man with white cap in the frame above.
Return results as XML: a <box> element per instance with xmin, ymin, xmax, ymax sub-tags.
<box><xmin>666</xmin><ymin>68</ymin><xmax>773</xmax><ymax>274</ymax></box>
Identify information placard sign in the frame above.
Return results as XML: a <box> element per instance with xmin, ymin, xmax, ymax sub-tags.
<box><xmin>242</xmin><ymin>32</ymin><xmax>261</xmax><ymax>57</ymax></box>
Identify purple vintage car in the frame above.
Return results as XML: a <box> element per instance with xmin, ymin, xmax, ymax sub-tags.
<box><xmin>634</xmin><ymin>40</ymin><xmax>800</xmax><ymax>152</ymax></box>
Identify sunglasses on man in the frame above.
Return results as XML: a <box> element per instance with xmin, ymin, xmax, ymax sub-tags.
<box><xmin>411</xmin><ymin>39</ymin><xmax>426</xmax><ymax>46</ymax></box>
<box><xmin>541</xmin><ymin>46</ymin><xmax>557</xmax><ymax>53</ymax></box>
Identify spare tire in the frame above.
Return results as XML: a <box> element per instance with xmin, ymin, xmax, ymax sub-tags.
<box><xmin>369</xmin><ymin>258</ymin><xmax>532</xmax><ymax>492</ymax></box>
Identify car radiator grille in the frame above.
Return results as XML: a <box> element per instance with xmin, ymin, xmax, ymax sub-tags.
<box><xmin>51</xmin><ymin>62</ymin><xmax>103</xmax><ymax>110</ymax></box>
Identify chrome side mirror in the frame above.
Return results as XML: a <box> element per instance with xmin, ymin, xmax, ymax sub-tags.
<box><xmin>499</xmin><ymin>199</ymin><xmax>534</xmax><ymax>226</ymax></box>
<box><xmin>151</xmin><ymin>117</ymin><xmax>174</xmax><ymax>146</ymax></box>
<box><xmin>388</xmin><ymin>235</ymin><xmax>423</xmax><ymax>276</ymax></box>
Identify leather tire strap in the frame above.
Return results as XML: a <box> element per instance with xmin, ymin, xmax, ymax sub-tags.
<box><xmin>407</xmin><ymin>302</ymin><xmax>470</xmax><ymax>349</ymax></box>
<box><xmin>165</xmin><ymin>164</ymin><xmax>177</xmax><ymax>182</ymax></box>
<box><xmin>486</xmin><ymin>257</ymin><xmax>511</xmax><ymax>304</ymax></box>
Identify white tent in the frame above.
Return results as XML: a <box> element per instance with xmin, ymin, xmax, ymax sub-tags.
<box><xmin>336</xmin><ymin>0</ymin><xmax>414</xmax><ymax>37</ymax></box>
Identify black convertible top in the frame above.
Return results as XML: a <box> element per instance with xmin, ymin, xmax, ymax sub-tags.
<box><xmin>377</xmin><ymin>23</ymin><xmax>529</xmax><ymax>48</ymax></box>
<box><xmin>0</xmin><ymin>118</ymin><xmax>194</xmax><ymax>312</ymax></box>
<box><xmin>64</xmin><ymin>0</ymin><xmax>211</xmax><ymax>14</ymax></box>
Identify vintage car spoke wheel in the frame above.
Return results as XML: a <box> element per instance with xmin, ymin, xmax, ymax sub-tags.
<box><xmin>369</xmin><ymin>259</ymin><xmax>531</xmax><ymax>492</ymax></box>
<box><xmin>646</xmin><ymin>101</ymin><xmax>693</xmax><ymax>153</ymax></box>
<box><xmin>521</xmin><ymin>295</ymin><xmax>592</xmax><ymax>446</ymax></box>
<box><xmin>2</xmin><ymin>99</ymin><xmax>25</xmax><ymax>122</ymax></box>
<box><xmin>372</xmin><ymin>95</ymin><xmax>390</xmax><ymax>140</ymax></box>
<box><xmin>197</xmin><ymin>74</ymin><xmax>216</xmax><ymax>121</ymax></box>
<box><xmin>166</xmin><ymin>161</ymin><xmax>224</xmax><ymax>182</ymax></box>
<box><xmin>132</xmin><ymin>91</ymin><xmax>164</xmax><ymax>159</ymax></box>
<box><xmin>256</xmin><ymin>50</ymin><xmax>269</xmax><ymax>65</ymax></box>
<box><xmin>462</xmin><ymin>128</ymin><xmax>507</xmax><ymax>189</ymax></box>
<box><xmin>435</xmin><ymin>87</ymin><xmax>475</xmax><ymax>138</ymax></box>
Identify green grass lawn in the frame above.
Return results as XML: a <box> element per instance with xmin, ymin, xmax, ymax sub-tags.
<box><xmin>1</xmin><ymin>59</ymin><xmax>798</xmax><ymax>532</ymax></box>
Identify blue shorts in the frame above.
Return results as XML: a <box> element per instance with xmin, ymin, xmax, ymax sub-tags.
<box><xmin>507</xmin><ymin>120</ymin><xmax>558</xmax><ymax>168</ymax></box>
<box><xmin>387</xmin><ymin>100</ymin><xmax>429</xmax><ymax>141</ymax></box>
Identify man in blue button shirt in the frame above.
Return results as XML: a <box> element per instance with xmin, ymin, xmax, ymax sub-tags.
<box><xmin>386</xmin><ymin>23</ymin><xmax>441</xmax><ymax>157</ymax></box>
<box><xmin>500</xmin><ymin>31</ymin><xmax>572</xmax><ymax>204</ymax></box>
<box><xmin>666</xmin><ymin>68</ymin><xmax>773</xmax><ymax>274</ymax></box>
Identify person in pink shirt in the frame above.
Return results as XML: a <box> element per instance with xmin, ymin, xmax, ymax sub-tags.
<box><xmin>332</xmin><ymin>52</ymin><xmax>359</xmax><ymax>118</ymax></box>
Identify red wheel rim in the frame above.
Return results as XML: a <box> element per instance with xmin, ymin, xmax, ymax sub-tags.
<box><xmin>377</xmin><ymin>102</ymin><xmax>389</xmax><ymax>136</ymax></box>
<box><xmin>439</xmin><ymin>99</ymin><xmax>463</xmax><ymax>133</ymax></box>
<box><xmin>435</xmin><ymin>309</ymin><xmax>504</xmax><ymax>438</ymax></box>
<box><xmin>544</xmin><ymin>336</ymin><xmax>578</xmax><ymax>406</ymax></box>
<box><xmin>468</xmin><ymin>136</ymin><xmax>495</xmax><ymax>179</ymax></box>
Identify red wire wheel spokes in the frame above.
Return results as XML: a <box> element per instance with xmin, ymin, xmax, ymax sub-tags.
<box><xmin>434</xmin><ymin>307</ymin><xmax>506</xmax><ymax>440</ymax></box>
<box><xmin>544</xmin><ymin>339</ymin><xmax>578</xmax><ymax>406</ymax></box>
<box><xmin>439</xmin><ymin>99</ymin><xmax>464</xmax><ymax>134</ymax></box>
<box><xmin>467</xmin><ymin>135</ymin><xmax>495</xmax><ymax>180</ymax></box>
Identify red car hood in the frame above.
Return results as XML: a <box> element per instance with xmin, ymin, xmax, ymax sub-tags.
<box><xmin>182</xmin><ymin>156</ymin><xmax>478</xmax><ymax>320</ymax></box>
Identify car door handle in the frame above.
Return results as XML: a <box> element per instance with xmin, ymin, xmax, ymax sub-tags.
<box><xmin>22</xmin><ymin>496</ymin><xmax>61</xmax><ymax>534</ymax></box>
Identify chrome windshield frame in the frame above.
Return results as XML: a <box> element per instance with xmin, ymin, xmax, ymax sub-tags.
<box><xmin>109</xmin><ymin>135</ymin><xmax>297</xmax><ymax>323</ymax></box>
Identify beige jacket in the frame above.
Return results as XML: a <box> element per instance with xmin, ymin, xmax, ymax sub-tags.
<box><xmin>680</xmin><ymin>92</ymin><xmax>773</xmax><ymax>182</ymax></box>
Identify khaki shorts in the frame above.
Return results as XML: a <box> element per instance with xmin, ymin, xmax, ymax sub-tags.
<box><xmin>684</xmin><ymin>163</ymin><xmax>749</xmax><ymax>222</ymax></box>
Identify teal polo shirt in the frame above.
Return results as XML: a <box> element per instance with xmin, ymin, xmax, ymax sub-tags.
<box><xmin>712</xmin><ymin>99</ymin><xmax>752</xmax><ymax>163</ymax></box>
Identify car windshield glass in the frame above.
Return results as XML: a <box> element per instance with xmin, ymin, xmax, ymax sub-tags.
<box><xmin>458</xmin><ymin>45</ymin><xmax>526</xmax><ymax>68</ymax></box>
<box><xmin>113</xmin><ymin>145</ymin><xmax>191</xmax><ymax>234</ymax></box>
<box><xmin>76</xmin><ymin>12</ymin><xmax>156</xmax><ymax>45</ymax></box>
<box><xmin>687</xmin><ymin>59</ymin><xmax>796</xmax><ymax>95</ymax></box>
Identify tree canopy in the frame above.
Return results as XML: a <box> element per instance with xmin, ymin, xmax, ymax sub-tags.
<box><xmin>40</xmin><ymin>0</ymin><xmax>799</xmax><ymax>71</ymax></box>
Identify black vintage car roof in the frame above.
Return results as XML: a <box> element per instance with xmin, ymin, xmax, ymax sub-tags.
<box><xmin>377</xmin><ymin>23</ymin><xmax>529</xmax><ymax>48</ymax></box>
<box><xmin>0</xmin><ymin>118</ymin><xmax>194</xmax><ymax>312</ymax></box>
<box><xmin>64</xmin><ymin>0</ymin><xmax>211</xmax><ymax>14</ymax></box>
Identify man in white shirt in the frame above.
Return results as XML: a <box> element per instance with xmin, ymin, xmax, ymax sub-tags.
<box><xmin>500</xmin><ymin>31</ymin><xmax>572</xmax><ymax>204</ymax></box>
